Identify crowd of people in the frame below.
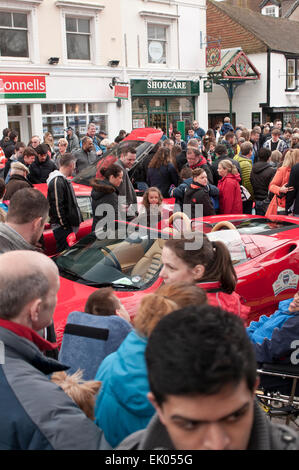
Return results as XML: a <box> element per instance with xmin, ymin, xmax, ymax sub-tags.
<box><xmin>0</xmin><ymin>119</ymin><xmax>299</xmax><ymax>451</ymax></box>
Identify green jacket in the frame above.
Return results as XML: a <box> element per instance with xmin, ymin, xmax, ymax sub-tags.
<box><xmin>234</xmin><ymin>154</ymin><xmax>254</xmax><ymax>199</ymax></box>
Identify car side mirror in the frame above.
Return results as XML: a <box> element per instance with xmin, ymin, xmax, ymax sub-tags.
<box><xmin>66</xmin><ymin>232</ymin><xmax>77</xmax><ymax>247</ymax></box>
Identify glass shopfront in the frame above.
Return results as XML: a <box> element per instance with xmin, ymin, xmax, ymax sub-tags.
<box><xmin>131</xmin><ymin>79</ymin><xmax>199</xmax><ymax>137</ymax></box>
<box><xmin>42</xmin><ymin>102</ymin><xmax>108</xmax><ymax>146</ymax></box>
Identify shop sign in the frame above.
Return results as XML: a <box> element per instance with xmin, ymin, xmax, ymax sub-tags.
<box><xmin>114</xmin><ymin>84</ymin><xmax>129</xmax><ymax>100</ymax></box>
<box><xmin>0</xmin><ymin>74</ymin><xmax>46</xmax><ymax>99</ymax></box>
<box><xmin>131</xmin><ymin>79</ymin><xmax>200</xmax><ymax>96</ymax></box>
<box><xmin>203</xmin><ymin>79</ymin><xmax>213</xmax><ymax>93</ymax></box>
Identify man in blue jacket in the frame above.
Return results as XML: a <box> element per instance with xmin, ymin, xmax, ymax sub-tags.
<box><xmin>247</xmin><ymin>291</ymin><xmax>299</xmax><ymax>393</ymax></box>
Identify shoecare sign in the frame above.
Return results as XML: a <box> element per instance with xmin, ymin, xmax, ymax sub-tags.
<box><xmin>0</xmin><ymin>74</ymin><xmax>46</xmax><ymax>99</ymax></box>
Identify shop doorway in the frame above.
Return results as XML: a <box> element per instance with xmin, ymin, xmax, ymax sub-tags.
<box><xmin>8</xmin><ymin>120</ymin><xmax>21</xmax><ymax>140</ymax></box>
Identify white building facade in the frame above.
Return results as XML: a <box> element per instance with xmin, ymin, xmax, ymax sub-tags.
<box><xmin>0</xmin><ymin>0</ymin><xmax>208</xmax><ymax>145</ymax></box>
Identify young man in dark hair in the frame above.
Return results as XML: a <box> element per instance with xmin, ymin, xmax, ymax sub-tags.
<box><xmin>47</xmin><ymin>153</ymin><xmax>82</xmax><ymax>253</ymax></box>
<box><xmin>118</xmin><ymin>305</ymin><xmax>299</xmax><ymax>450</ymax></box>
<box><xmin>0</xmin><ymin>188</ymin><xmax>49</xmax><ymax>253</ymax></box>
<box><xmin>28</xmin><ymin>143</ymin><xmax>57</xmax><ymax>184</ymax></box>
<box><xmin>116</xmin><ymin>146</ymin><xmax>137</xmax><ymax>216</ymax></box>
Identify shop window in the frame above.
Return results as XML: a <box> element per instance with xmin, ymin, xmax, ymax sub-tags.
<box><xmin>88</xmin><ymin>103</ymin><xmax>107</xmax><ymax>113</ymax></box>
<box><xmin>0</xmin><ymin>11</ymin><xmax>28</xmax><ymax>57</ymax></box>
<box><xmin>132</xmin><ymin>98</ymin><xmax>147</xmax><ymax>113</ymax></box>
<box><xmin>7</xmin><ymin>104</ymin><xmax>23</xmax><ymax>116</ymax></box>
<box><xmin>147</xmin><ymin>23</ymin><xmax>167</xmax><ymax>64</ymax></box>
<box><xmin>66</xmin><ymin>103</ymin><xmax>86</xmax><ymax>114</ymax></box>
<box><xmin>42</xmin><ymin>102</ymin><xmax>108</xmax><ymax>146</ymax></box>
<box><xmin>42</xmin><ymin>104</ymin><xmax>63</xmax><ymax>115</ymax></box>
<box><xmin>66</xmin><ymin>16</ymin><xmax>90</xmax><ymax>60</ymax></box>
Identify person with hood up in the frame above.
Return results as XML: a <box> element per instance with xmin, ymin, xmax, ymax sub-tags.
<box><xmin>47</xmin><ymin>153</ymin><xmax>82</xmax><ymax>253</ymax></box>
<box><xmin>217</xmin><ymin>159</ymin><xmax>243</xmax><ymax>215</ymax></box>
<box><xmin>91</xmin><ymin>163</ymin><xmax>124</xmax><ymax>233</ymax></box>
<box><xmin>250</xmin><ymin>148</ymin><xmax>276</xmax><ymax>215</ymax></box>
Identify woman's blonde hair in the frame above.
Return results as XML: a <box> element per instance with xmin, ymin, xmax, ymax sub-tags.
<box><xmin>133</xmin><ymin>282</ymin><xmax>207</xmax><ymax>337</ymax></box>
<box><xmin>282</xmin><ymin>149</ymin><xmax>299</xmax><ymax>168</ymax></box>
<box><xmin>58</xmin><ymin>138</ymin><xmax>68</xmax><ymax>146</ymax></box>
<box><xmin>218</xmin><ymin>159</ymin><xmax>239</xmax><ymax>175</ymax></box>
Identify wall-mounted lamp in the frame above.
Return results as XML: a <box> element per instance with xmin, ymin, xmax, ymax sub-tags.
<box><xmin>48</xmin><ymin>57</ymin><xmax>59</xmax><ymax>65</ymax></box>
<box><xmin>108</xmin><ymin>59</ymin><xmax>119</xmax><ymax>67</ymax></box>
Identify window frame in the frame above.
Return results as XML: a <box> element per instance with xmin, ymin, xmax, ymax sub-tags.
<box><xmin>56</xmin><ymin>1</ymin><xmax>104</xmax><ymax>66</ymax></box>
<box><xmin>285</xmin><ymin>56</ymin><xmax>299</xmax><ymax>92</ymax></box>
<box><xmin>0</xmin><ymin>0</ymin><xmax>42</xmax><ymax>63</ymax></box>
<box><xmin>147</xmin><ymin>22</ymin><xmax>168</xmax><ymax>65</ymax></box>
<box><xmin>65</xmin><ymin>15</ymin><xmax>91</xmax><ymax>61</ymax></box>
<box><xmin>139</xmin><ymin>10</ymin><xmax>178</xmax><ymax>68</ymax></box>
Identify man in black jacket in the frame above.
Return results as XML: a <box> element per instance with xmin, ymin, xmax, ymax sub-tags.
<box><xmin>250</xmin><ymin>148</ymin><xmax>276</xmax><ymax>215</ymax></box>
<box><xmin>47</xmin><ymin>153</ymin><xmax>82</xmax><ymax>252</ymax></box>
<box><xmin>28</xmin><ymin>144</ymin><xmax>57</xmax><ymax>184</ymax></box>
<box><xmin>286</xmin><ymin>162</ymin><xmax>299</xmax><ymax>216</ymax></box>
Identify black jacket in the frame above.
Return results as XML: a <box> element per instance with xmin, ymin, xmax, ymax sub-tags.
<box><xmin>91</xmin><ymin>179</ymin><xmax>122</xmax><ymax>232</ymax></box>
<box><xmin>147</xmin><ymin>163</ymin><xmax>179</xmax><ymax>198</ymax></box>
<box><xmin>184</xmin><ymin>181</ymin><xmax>215</xmax><ymax>218</ymax></box>
<box><xmin>286</xmin><ymin>163</ymin><xmax>299</xmax><ymax>215</ymax></box>
<box><xmin>47</xmin><ymin>171</ymin><xmax>82</xmax><ymax>229</ymax></box>
<box><xmin>250</xmin><ymin>162</ymin><xmax>276</xmax><ymax>201</ymax></box>
<box><xmin>29</xmin><ymin>156</ymin><xmax>57</xmax><ymax>184</ymax></box>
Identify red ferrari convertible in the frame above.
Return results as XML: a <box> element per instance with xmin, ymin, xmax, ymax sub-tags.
<box><xmin>37</xmin><ymin>127</ymin><xmax>163</xmax><ymax>255</ymax></box>
<box><xmin>52</xmin><ymin>214</ymin><xmax>299</xmax><ymax>345</ymax></box>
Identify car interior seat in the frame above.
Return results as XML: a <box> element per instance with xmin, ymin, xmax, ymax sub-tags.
<box><xmin>58</xmin><ymin>311</ymin><xmax>133</xmax><ymax>381</ymax></box>
<box><xmin>131</xmin><ymin>238</ymin><xmax>165</xmax><ymax>282</ymax></box>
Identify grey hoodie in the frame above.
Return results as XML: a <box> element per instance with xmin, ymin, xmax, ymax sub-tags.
<box><xmin>117</xmin><ymin>402</ymin><xmax>299</xmax><ymax>450</ymax></box>
<box><xmin>0</xmin><ymin>222</ymin><xmax>38</xmax><ymax>254</ymax></box>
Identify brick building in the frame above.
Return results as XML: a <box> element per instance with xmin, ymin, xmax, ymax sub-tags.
<box><xmin>206</xmin><ymin>0</ymin><xmax>299</xmax><ymax>128</ymax></box>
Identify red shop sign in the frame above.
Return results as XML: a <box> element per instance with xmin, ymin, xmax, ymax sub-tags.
<box><xmin>0</xmin><ymin>74</ymin><xmax>47</xmax><ymax>99</ymax></box>
<box><xmin>114</xmin><ymin>84</ymin><xmax>129</xmax><ymax>100</ymax></box>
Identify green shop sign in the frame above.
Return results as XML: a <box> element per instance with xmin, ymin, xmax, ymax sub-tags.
<box><xmin>131</xmin><ymin>79</ymin><xmax>200</xmax><ymax>96</ymax></box>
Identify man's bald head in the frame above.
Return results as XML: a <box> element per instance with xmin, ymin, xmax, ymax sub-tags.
<box><xmin>0</xmin><ymin>251</ymin><xmax>59</xmax><ymax>329</ymax></box>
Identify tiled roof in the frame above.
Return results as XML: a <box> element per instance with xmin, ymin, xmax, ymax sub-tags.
<box><xmin>209</xmin><ymin>0</ymin><xmax>299</xmax><ymax>53</ymax></box>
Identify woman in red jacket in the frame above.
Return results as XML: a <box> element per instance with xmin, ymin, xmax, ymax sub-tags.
<box><xmin>159</xmin><ymin>235</ymin><xmax>250</xmax><ymax>322</ymax></box>
<box><xmin>217</xmin><ymin>159</ymin><xmax>243</xmax><ymax>214</ymax></box>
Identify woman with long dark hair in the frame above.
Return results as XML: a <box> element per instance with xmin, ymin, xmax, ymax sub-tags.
<box><xmin>147</xmin><ymin>147</ymin><xmax>179</xmax><ymax>197</ymax></box>
<box><xmin>91</xmin><ymin>164</ymin><xmax>123</xmax><ymax>232</ymax></box>
<box><xmin>159</xmin><ymin>234</ymin><xmax>250</xmax><ymax>320</ymax></box>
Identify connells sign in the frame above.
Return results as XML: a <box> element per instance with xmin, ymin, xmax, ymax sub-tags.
<box><xmin>131</xmin><ymin>79</ymin><xmax>200</xmax><ymax>96</ymax></box>
<box><xmin>0</xmin><ymin>74</ymin><xmax>47</xmax><ymax>99</ymax></box>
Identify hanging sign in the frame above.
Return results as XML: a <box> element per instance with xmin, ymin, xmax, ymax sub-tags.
<box><xmin>204</xmin><ymin>79</ymin><xmax>213</xmax><ymax>93</ymax></box>
<box><xmin>206</xmin><ymin>45</ymin><xmax>221</xmax><ymax>68</ymax></box>
<box><xmin>114</xmin><ymin>84</ymin><xmax>129</xmax><ymax>100</ymax></box>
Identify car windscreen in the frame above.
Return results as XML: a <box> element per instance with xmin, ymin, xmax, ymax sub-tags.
<box><xmin>54</xmin><ymin>229</ymin><xmax>166</xmax><ymax>289</ymax></box>
<box><xmin>72</xmin><ymin>140</ymin><xmax>153</xmax><ymax>186</ymax></box>
<box><xmin>200</xmin><ymin>218</ymin><xmax>297</xmax><ymax>235</ymax></box>
<box><xmin>206</xmin><ymin>230</ymin><xmax>247</xmax><ymax>264</ymax></box>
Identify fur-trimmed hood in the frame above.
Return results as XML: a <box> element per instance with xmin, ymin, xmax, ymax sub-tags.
<box><xmin>91</xmin><ymin>178</ymin><xmax>118</xmax><ymax>201</ymax></box>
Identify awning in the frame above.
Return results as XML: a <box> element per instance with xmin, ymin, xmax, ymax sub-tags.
<box><xmin>207</xmin><ymin>48</ymin><xmax>260</xmax><ymax>80</ymax></box>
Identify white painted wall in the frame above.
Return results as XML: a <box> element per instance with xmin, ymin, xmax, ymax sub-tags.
<box><xmin>270</xmin><ymin>52</ymin><xmax>299</xmax><ymax>108</ymax></box>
